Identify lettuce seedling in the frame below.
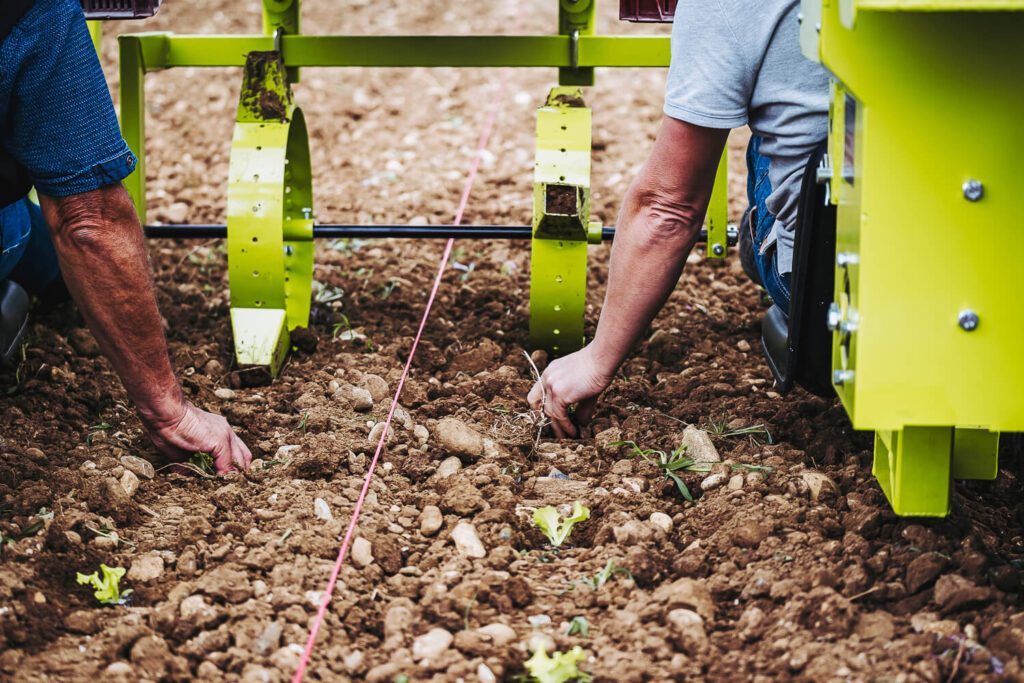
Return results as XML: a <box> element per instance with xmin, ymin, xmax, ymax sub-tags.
<box><xmin>533</xmin><ymin>502</ymin><xmax>589</xmax><ymax>547</ymax></box>
<box><xmin>76</xmin><ymin>564</ymin><xmax>132</xmax><ymax>606</ymax></box>
<box><xmin>524</xmin><ymin>646</ymin><xmax>590</xmax><ymax>683</ymax></box>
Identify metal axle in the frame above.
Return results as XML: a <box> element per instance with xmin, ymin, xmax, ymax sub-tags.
<box><xmin>143</xmin><ymin>223</ymin><xmax>737</xmax><ymax>244</ymax></box>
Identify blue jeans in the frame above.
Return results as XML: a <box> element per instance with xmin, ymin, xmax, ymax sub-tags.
<box><xmin>0</xmin><ymin>199</ymin><xmax>61</xmax><ymax>296</ymax></box>
<box><xmin>745</xmin><ymin>136</ymin><xmax>792</xmax><ymax>312</ymax></box>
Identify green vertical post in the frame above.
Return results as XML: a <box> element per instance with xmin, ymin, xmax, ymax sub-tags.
<box><xmin>119</xmin><ymin>36</ymin><xmax>147</xmax><ymax>223</ymax></box>
<box><xmin>263</xmin><ymin>0</ymin><xmax>300</xmax><ymax>82</ymax></box>
<box><xmin>951</xmin><ymin>428</ymin><xmax>999</xmax><ymax>480</ymax></box>
<box><xmin>705</xmin><ymin>150</ymin><xmax>729</xmax><ymax>259</ymax></box>
<box><xmin>88</xmin><ymin>21</ymin><xmax>102</xmax><ymax>54</ymax></box>
<box><xmin>559</xmin><ymin>0</ymin><xmax>596</xmax><ymax>86</ymax></box>
<box><xmin>873</xmin><ymin>427</ymin><xmax>953</xmax><ymax>517</ymax></box>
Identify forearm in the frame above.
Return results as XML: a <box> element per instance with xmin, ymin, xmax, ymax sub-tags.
<box><xmin>40</xmin><ymin>186</ymin><xmax>185</xmax><ymax>426</ymax></box>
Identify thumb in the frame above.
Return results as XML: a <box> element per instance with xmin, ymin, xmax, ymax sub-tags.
<box><xmin>575</xmin><ymin>395</ymin><xmax>598</xmax><ymax>429</ymax></box>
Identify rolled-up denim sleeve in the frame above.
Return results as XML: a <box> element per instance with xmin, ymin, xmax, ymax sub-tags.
<box><xmin>0</xmin><ymin>0</ymin><xmax>136</xmax><ymax>197</ymax></box>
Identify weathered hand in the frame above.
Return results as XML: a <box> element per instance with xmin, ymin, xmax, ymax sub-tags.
<box><xmin>145</xmin><ymin>401</ymin><xmax>252</xmax><ymax>474</ymax></box>
<box><xmin>527</xmin><ymin>345</ymin><xmax>613</xmax><ymax>439</ymax></box>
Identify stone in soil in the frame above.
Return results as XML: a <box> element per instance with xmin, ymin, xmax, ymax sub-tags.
<box><xmin>120</xmin><ymin>455</ymin><xmax>155</xmax><ymax>480</ymax></box>
<box><xmin>351</xmin><ymin>386</ymin><xmax>374</xmax><ymax>412</ymax></box>
<box><xmin>681</xmin><ymin>425</ymin><xmax>720</xmax><ymax>463</ymax></box>
<box><xmin>120</xmin><ymin>469</ymin><xmax>140</xmax><ymax>497</ymax></box>
<box><xmin>654</xmin><ymin>577</ymin><xmax>715</xmax><ymax>623</ymax></box>
<box><xmin>477</xmin><ymin>623</ymin><xmax>517</xmax><ymax>647</ymax></box>
<box><xmin>412</xmin><ymin>627</ymin><xmax>453</xmax><ymax>662</ymax></box>
<box><xmin>362</xmin><ymin>374</ymin><xmax>390</xmax><ymax>402</ymax></box>
<box><xmin>435</xmin><ymin>456</ymin><xmax>462</xmax><ymax>479</ymax></box>
<box><xmin>419</xmin><ymin>505</ymin><xmax>443</xmax><ymax>536</ymax></box>
<box><xmin>127</xmin><ymin>554</ymin><xmax>165</xmax><ymax>582</ymax></box>
<box><xmin>666</xmin><ymin>609</ymin><xmax>708</xmax><ymax>655</ymax></box>
<box><xmin>532</xmin><ymin>476</ymin><xmax>590</xmax><ymax>504</ymax></box>
<box><xmin>434</xmin><ymin>417</ymin><xmax>485</xmax><ymax>460</ymax></box>
<box><xmin>351</xmin><ymin>537</ymin><xmax>374</xmax><ymax>568</ymax></box>
<box><xmin>452</xmin><ymin>521</ymin><xmax>486</xmax><ymax>558</ymax></box>
<box><xmin>905</xmin><ymin>551</ymin><xmax>948</xmax><ymax>594</ymax></box>
<box><xmin>934</xmin><ymin>574</ymin><xmax>993</xmax><ymax>612</ymax></box>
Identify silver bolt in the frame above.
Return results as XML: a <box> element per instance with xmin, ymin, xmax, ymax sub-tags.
<box><xmin>840</xmin><ymin>318</ymin><xmax>858</xmax><ymax>334</ymax></box>
<box><xmin>958</xmin><ymin>309</ymin><xmax>980</xmax><ymax>332</ymax></box>
<box><xmin>798</xmin><ymin>12</ymin><xmax>804</xmax><ymax>24</ymax></box>
<box><xmin>963</xmin><ymin>179</ymin><xmax>984</xmax><ymax>202</ymax></box>
<box><xmin>712</xmin><ymin>244</ymin><xmax>725</xmax><ymax>256</ymax></box>
<box><xmin>833</xmin><ymin>369</ymin><xmax>855</xmax><ymax>386</ymax></box>
<box><xmin>836</xmin><ymin>252</ymin><xmax>859</xmax><ymax>267</ymax></box>
<box><xmin>826</xmin><ymin>303</ymin><xmax>841</xmax><ymax>331</ymax></box>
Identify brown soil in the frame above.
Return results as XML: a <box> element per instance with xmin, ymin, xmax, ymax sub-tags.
<box><xmin>1</xmin><ymin>2</ymin><xmax>1022</xmax><ymax>682</ymax></box>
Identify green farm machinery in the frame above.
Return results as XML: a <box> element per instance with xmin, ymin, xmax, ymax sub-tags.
<box><xmin>87</xmin><ymin>0</ymin><xmax>1024</xmax><ymax>518</ymax></box>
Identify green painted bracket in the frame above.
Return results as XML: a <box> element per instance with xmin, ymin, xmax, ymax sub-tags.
<box><xmin>263</xmin><ymin>0</ymin><xmax>300</xmax><ymax>82</ymax></box>
<box><xmin>873</xmin><ymin>426</ymin><xmax>953</xmax><ymax>517</ymax></box>
<box><xmin>227</xmin><ymin>51</ymin><xmax>314</xmax><ymax>378</ymax></box>
<box><xmin>529</xmin><ymin>87</ymin><xmax>592</xmax><ymax>356</ymax></box>
<box><xmin>559</xmin><ymin>0</ymin><xmax>596</xmax><ymax>86</ymax></box>
<box><xmin>705</xmin><ymin>150</ymin><xmax>729</xmax><ymax>259</ymax></box>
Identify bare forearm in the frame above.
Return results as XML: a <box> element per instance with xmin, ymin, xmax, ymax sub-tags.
<box><xmin>40</xmin><ymin>186</ymin><xmax>184</xmax><ymax>426</ymax></box>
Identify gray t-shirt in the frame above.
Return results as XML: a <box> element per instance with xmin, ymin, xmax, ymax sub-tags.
<box><xmin>664</xmin><ymin>0</ymin><xmax>829</xmax><ymax>274</ymax></box>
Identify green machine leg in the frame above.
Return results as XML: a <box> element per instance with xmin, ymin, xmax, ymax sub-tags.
<box><xmin>529</xmin><ymin>87</ymin><xmax>600</xmax><ymax>356</ymax></box>
<box><xmin>262</xmin><ymin>0</ymin><xmax>300</xmax><ymax>83</ymax></box>
<box><xmin>119</xmin><ymin>34</ymin><xmax>148</xmax><ymax>222</ymax></box>
<box><xmin>227</xmin><ymin>51</ymin><xmax>314</xmax><ymax>379</ymax></box>
<box><xmin>558</xmin><ymin>0</ymin><xmax>596</xmax><ymax>86</ymax></box>
<box><xmin>874</xmin><ymin>427</ymin><xmax>953</xmax><ymax>517</ymax></box>
<box><xmin>705</xmin><ymin>150</ymin><xmax>729</xmax><ymax>259</ymax></box>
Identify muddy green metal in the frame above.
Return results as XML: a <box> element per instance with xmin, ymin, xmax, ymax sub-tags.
<box><xmin>262</xmin><ymin>0</ymin><xmax>300</xmax><ymax>82</ymax></box>
<box><xmin>803</xmin><ymin>0</ymin><xmax>1024</xmax><ymax>515</ymax></box>
<box><xmin>559</xmin><ymin>0</ymin><xmax>596</xmax><ymax>86</ymax></box>
<box><xmin>529</xmin><ymin>88</ymin><xmax>593</xmax><ymax>356</ymax></box>
<box><xmin>227</xmin><ymin>51</ymin><xmax>314</xmax><ymax>377</ymax></box>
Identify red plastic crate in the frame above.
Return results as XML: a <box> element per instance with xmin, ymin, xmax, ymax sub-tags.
<box><xmin>81</xmin><ymin>0</ymin><xmax>161</xmax><ymax>20</ymax></box>
<box><xmin>619</xmin><ymin>0</ymin><xmax>677</xmax><ymax>22</ymax></box>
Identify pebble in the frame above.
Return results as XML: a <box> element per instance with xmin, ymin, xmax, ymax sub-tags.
<box><xmin>528</xmin><ymin>614</ymin><xmax>551</xmax><ymax>627</ymax></box>
<box><xmin>351</xmin><ymin>387</ymin><xmax>374</xmax><ymax>412</ymax></box>
<box><xmin>120</xmin><ymin>455</ymin><xmax>155</xmax><ymax>480</ymax></box>
<box><xmin>367</xmin><ymin>421</ymin><xmax>393</xmax><ymax>446</ymax></box>
<box><xmin>478</xmin><ymin>663</ymin><xmax>497</xmax><ymax>683</ymax></box>
<box><xmin>413</xmin><ymin>424</ymin><xmax>429</xmax><ymax>446</ymax></box>
<box><xmin>362</xmin><ymin>374</ymin><xmax>390</xmax><ymax>402</ymax></box>
<box><xmin>731</xmin><ymin>521</ymin><xmax>769</xmax><ymax>548</ymax></box>
<box><xmin>477</xmin><ymin>623</ymin><xmax>517</xmax><ymax>647</ymax></box>
<box><xmin>413</xmin><ymin>627</ymin><xmax>453</xmax><ymax>662</ymax></box>
<box><xmin>666</xmin><ymin>608</ymin><xmax>708</xmax><ymax>655</ymax></box>
<box><xmin>435</xmin><ymin>455</ymin><xmax>462</xmax><ymax>479</ymax></box>
<box><xmin>180</xmin><ymin>595</ymin><xmax>218</xmax><ymax>628</ymax></box>
<box><xmin>165</xmin><ymin>201</ymin><xmax>189</xmax><ymax>223</ymax></box>
<box><xmin>737</xmin><ymin>339</ymin><xmax>752</xmax><ymax>352</ymax></box>
<box><xmin>241</xmin><ymin>665</ymin><xmax>274</xmax><ymax>683</ymax></box>
<box><xmin>452</xmin><ymin>521</ymin><xmax>486</xmax><ymax>558</ymax></box>
<box><xmin>727</xmin><ymin>474</ymin><xmax>744</xmax><ymax>491</ymax></box>
<box><xmin>214</xmin><ymin>388</ymin><xmax>236</xmax><ymax>400</ymax></box>
<box><xmin>344</xmin><ymin>651</ymin><xmax>364</xmax><ymax>672</ymax></box>
<box><xmin>700</xmin><ymin>472</ymin><xmax>727</xmax><ymax>491</ymax></box>
<box><xmin>419</xmin><ymin>505</ymin><xmax>443</xmax><ymax>536</ymax></box>
<box><xmin>682</xmin><ymin>425</ymin><xmax>720</xmax><ymax>463</ymax></box>
<box><xmin>120</xmin><ymin>470</ymin><xmax>140</xmax><ymax>497</ymax></box>
<box><xmin>649</xmin><ymin>512</ymin><xmax>673</xmax><ymax>533</ymax></box>
<box><xmin>526</xmin><ymin>633</ymin><xmax>555</xmax><ymax>654</ymax></box>
<box><xmin>253</xmin><ymin>620</ymin><xmax>284</xmax><ymax>656</ymax></box>
<box><xmin>127</xmin><ymin>554</ymin><xmax>164</xmax><ymax>582</ymax></box>
<box><xmin>204</xmin><ymin>359</ymin><xmax>224</xmax><ymax>377</ymax></box>
<box><xmin>799</xmin><ymin>470</ymin><xmax>837</xmax><ymax>502</ymax></box>
<box><xmin>434</xmin><ymin>417</ymin><xmax>485</xmax><ymax>460</ymax></box>
<box><xmin>351</xmin><ymin>537</ymin><xmax>374</xmax><ymax>568</ymax></box>
<box><xmin>314</xmin><ymin>498</ymin><xmax>333</xmax><ymax>521</ymax></box>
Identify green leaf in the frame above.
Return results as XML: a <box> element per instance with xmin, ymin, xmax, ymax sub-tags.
<box><xmin>524</xmin><ymin>646</ymin><xmax>590</xmax><ymax>683</ymax></box>
<box><xmin>666</xmin><ymin>471</ymin><xmax>693</xmax><ymax>502</ymax></box>
<box><xmin>189</xmin><ymin>451</ymin><xmax>216</xmax><ymax>476</ymax></box>
<box><xmin>566</xmin><ymin>616</ymin><xmax>589</xmax><ymax>638</ymax></box>
<box><xmin>76</xmin><ymin>564</ymin><xmax>131</xmax><ymax>605</ymax></box>
<box><xmin>533</xmin><ymin>502</ymin><xmax>590</xmax><ymax>547</ymax></box>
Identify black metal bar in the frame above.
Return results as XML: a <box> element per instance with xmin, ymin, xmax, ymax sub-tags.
<box><xmin>143</xmin><ymin>223</ymin><xmax>737</xmax><ymax>245</ymax></box>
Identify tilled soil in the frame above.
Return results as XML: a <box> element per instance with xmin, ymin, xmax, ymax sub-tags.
<box><xmin>2</xmin><ymin>2</ymin><xmax>1024</xmax><ymax>682</ymax></box>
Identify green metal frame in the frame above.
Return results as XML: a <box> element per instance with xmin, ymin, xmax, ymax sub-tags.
<box><xmin>803</xmin><ymin>0</ymin><xmax>1024</xmax><ymax>515</ymax></box>
<box><xmin>227</xmin><ymin>51</ymin><xmax>314</xmax><ymax>378</ymax></box>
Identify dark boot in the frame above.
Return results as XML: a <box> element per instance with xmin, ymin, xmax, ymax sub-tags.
<box><xmin>0</xmin><ymin>280</ymin><xmax>30</xmax><ymax>366</ymax></box>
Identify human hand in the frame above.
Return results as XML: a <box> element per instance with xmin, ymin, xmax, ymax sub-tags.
<box><xmin>144</xmin><ymin>401</ymin><xmax>252</xmax><ymax>474</ymax></box>
<box><xmin>527</xmin><ymin>345</ymin><xmax>614</xmax><ymax>439</ymax></box>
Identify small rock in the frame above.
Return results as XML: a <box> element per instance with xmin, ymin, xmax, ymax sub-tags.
<box><xmin>119</xmin><ymin>456</ymin><xmax>154</xmax><ymax>480</ymax></box>
<box><xmin>727</xmin><ymin>474</ymin><xmax>744</xmax><ymax>491</ymax></box>
<box><xmin>362</xmin><ymin>374</ymin><xmax>390</xmax><ymax>402</ymax></box>
<box><xmin>700</xmin><ymin>472</ymin><xmax>727</xmax><ymax>491</ymax></box>
<box><xmin>649</xmin><ymin>512</ymin><xmax>673</xmax><ymax>533</ymax></box>
<box><xmin>731</xmin><ymin>521</ymin><xmax>769</xmax><ymax>548</ymax></box>
<box><xmin>477</xmin><ymin>663</ymin><xmax>497</xmax><ymax>683</ymax></box>
<box><xmin>526</xmin><ymin>633</ymin><xmax>556</xmax><ymax>655</ymax></box>
<box><xmin>613</xmin><ymin>520</ymin><xmax>653</xmax><ymax>545</ymax></box>
<box><xmin>165</xmin><ymin>201</ymin><xmax>189</xmax><ymax>223</ymax></box>
<box><xmin>737</xmin><ymin>339</ymin><xmax>752</xmax><ymax>353</ymax></box>
<box><xmin>419</xmin><ymin>506</ymin><xmax>443</xmax><ymax>536</ymax></box>
<box><xmin>180</xmin><ymin>595</ymin><xmax>219</xmax><ymax>628</ymax></box>
<box><xmin>253</xmin><ymin>620</ymin><xmax>283</xmax><ymax>656</ymax></box>
<box><xmin>64</xmin><ymin>610</ymin><xmax>100</xmax><ymax>634</ymax></box>
<box><xmin>798</xmin><ymin>471</ymin><xmax>838</xmax><ymax>503</ymax></box>
<box><xmin>666</xmin><ymin>609</ymin><xmax>708</xmax><ymax>655</ymax></box>
<box><xmin>653</xmin><ymin>577</ymin><xmax>715</xmax><ymax>623</ymax></box>
<box><xmin>120</xmin><ymin>470</ymin><xmax>140</xmax><ymax>497</ymax></box>
<box><xmin>452</xmin><ymin>521</ymin><xmax>486</xmax><ymax>558</ymax></box>
<box><xmin>435</xmin><ymin>455</ymin><xmax>463</xmax><ymax>479</ymax></box>
<box><xmin>68</xmin><ymin>327</ymin><xmax>100</xmax><ymax>356</ymax></box>
<box><xmin>906</xmin><ymin>552</ymin><xmax>947</xmax><ymax>594</ymax></box>
<box><xmin>351</xmin><ymin>537</ymin><xmax>374</xmax><ymax>568</ymax></box>
<box><xmin>314</xmin><ymin>498</ymin><xmax>333</xmax><ymax>521</ymax></box>
<box><xmin>128</xmin><ymin>554</ymin><xmax>164</xmax><ymax>582</ymax></box>
<box><xmin>413</xmin><ymin>424</ymin><xmax>429</xmax><ymax>446</ymax></box>
<box><xmin>477</xmin><ymin>623</ymin><xmax>517</xmax><ymax>647</ymax></box>
<box><xmin>855</xmin><ymin>611</ymin><xmax>895</xmax><ymax>641</ymax></box>
<box><xmin>343</xmin><ymin>650</ymin><xmax>365</xmax><ymax>673</ymax></box>
<box><xmin>527</xmin><ymin>614</ymin><xmax>551</xmax><ymax>627</ymax></box>
<box><xmin>214</xmin><ymin>388</ymin><xmax>236</xmax><ymax>400</ymax></box>
<box><xmin>351</xmin><ymin>387</ymin><xmax>374</xmax><ymax>412</ymax></box>
<box><xmin>682</xmin><ymin>425</ymin><xmax>720</xmax><ymax>464</ymax></box>
<box><xmin>368</xmin><ymin>421</ymin><xmax>393</xmax><ymax>445</ymax></box>
<box><xmin>103</xmin><ymin>662</ymin><xmax>135</xmax><ymax>680</ymax></box>
<box><xmin>203</xmin><ymin>359</ymin><xmax>224</xmax><ymax>377</ymax></box>
<box><xmin>241</xmin><ymin>665</ymin><xmax>274</xmax><ymax>683</ymax></box>
<box><xmin>413</xmin><ymin>627</ymin><xmax>453</xmax><ymax>662</ymax></box>
<box><xmin>435</xmin><ymin>417</ymin><xmax>485</xmax><ymax>460</ymax></box>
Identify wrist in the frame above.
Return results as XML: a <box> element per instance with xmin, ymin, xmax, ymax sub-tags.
<box><xmin>136</xmin><ymin>386</ymin><xmax>188</xmax><ymax>430</ymax></box>
<box><xmin>582</xmin><ymin>342</ymin><xmax>619</xmax><ymax>387</ymax></box>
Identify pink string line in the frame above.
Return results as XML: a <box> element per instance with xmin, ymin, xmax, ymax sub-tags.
<box><xmin>292</xmin><ymin>68</ymin><xmax>512</xmax><ymax>683</ymax></box>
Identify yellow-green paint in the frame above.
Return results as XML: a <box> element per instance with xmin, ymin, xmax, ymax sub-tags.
<box><xmin>227</xmin><ymin>52</ymin><xmax>313</xmax><ymax>376</ymax></box>
<box><xmin>530</xmin><ymin>88</ymin><xmax>592</xmax><ymax>356</ymax></box>
<box><xmin>705</xmin><ymin>151</ymin><xmax>729</xmax><ymax>259</ymax></box>
<box><xmin>88</xmin><ymin>21</ymin><xmax>102</xmax><ymax>54</ymax></box>
<box><xmin>809</xmin><ymin>1</ymin><xmax>1024</xmax><ymax>515</ymax></box>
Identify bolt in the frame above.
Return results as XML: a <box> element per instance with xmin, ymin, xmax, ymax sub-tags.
<box><xmin>958</xmin><ymin>309</ymin><xmax>980</xmax><ymax>332</ymax></box>
<box><xmin>712</xmin><ymin>244</ymin><xmax>725</xmax><ymax>256</ymax></box>
<box><xmin>836</xmin><ymin>252</ymin><xmax>859</xmax><ymax>267</ymax></box>
<box><xmin>833</xmin><ymin>369</ymin><xmax>855</xmax><ymax>386</ymax></box>
<box><xmin>826</xmin><ymin>303</ymin><xmax>841</xmax><ymax>331</ymax></box>
<box><xmin>963</xmin><ymin>179</ymin><xmax>984</xmax><ymax>202</ymax></box>
<box><xmin>839</xmin><ymin>318</ymin><xmax>858</xmax><ymax>335</ymax></box>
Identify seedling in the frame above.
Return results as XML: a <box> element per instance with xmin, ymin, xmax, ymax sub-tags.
<box><xmin>76</xmin><ymin>564</ymin><xmax>132</xmax><ymax>606</ymax></box>
<box><xmin>565</xmin><ymin>616</ymin><xmax>589</xmax><ymax>638</ymax></box>
<box><xmin>86</xmin><ymin>422</ymin><xmax>113</xmax><ymax>446</ymax></box>
<box><xmin>703</xmin><ymin>420</ymin><xmax>774</xmax><ymax>446</ymax></box>
<box><xmin>613</xmin><ymin>440</ymin><xmax>703</xmax><ymax>501</ymax></box>
<box><xmin>524</xmin><ymin>646</ymin><xmax>590</xmax><ymax>683</ymax></box>
<box><xmin>533</xmin><ymin>502</ymin><xmax>589</xmax><ymax>547</ymax></box>
<box><xmin>581</xmin><ymin>559</ymin><xmax>632</xmax><ymax>591</ymax></box>
<box><xmin>189</xmin><ymin>450</ymin><xmax>216</xmax><ymax>476</ymax></box>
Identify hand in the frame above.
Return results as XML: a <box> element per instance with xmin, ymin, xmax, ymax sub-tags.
<box><xmin>144</xmin><ymin>401</ymin><xmax>252</xmax><ymax>474</ymax></box>
<box><xmin>527</xmin><ymin>345</ymin><xmax>614</xmax><ymax>439</ymax></box>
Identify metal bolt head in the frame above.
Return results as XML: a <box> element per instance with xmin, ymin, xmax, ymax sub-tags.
<box><xmin>958</xmin><ymin>309</ymin><xmax>980</xmax><ymax>332</ymax></box>
<box><xmin>833</xmin><ymin>369</ymin><xmax>855</xmax><ymax>386</ymax></box>
<box><xmin>836</xmin><ymin>252</ymin><xmax>859</xmax><ymax>267</ymax></box>
<box><xmin>712</xmin><ymin>244</ymin><xmax>725</xmax><ymax>256</ymax></box>
<box><xmin>826</xmin><ymin>303</ymin><xmax>841</xmax><ymax>331</ymax></box>
<box><xmin>963</xmin><ymin>179</ymin><xmax>984</xmax><ymax>202</ymax></box>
